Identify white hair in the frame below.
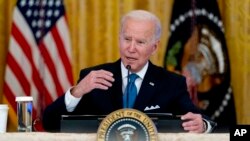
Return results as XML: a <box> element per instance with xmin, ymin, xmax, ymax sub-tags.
<box><xmin>120</xmin><ymin>10</ymin><xmax>162</xmax><ymax>41</ymax></box>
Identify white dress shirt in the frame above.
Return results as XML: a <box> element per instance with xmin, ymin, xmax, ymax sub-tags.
<box><xmin>120</xmin><ymin>62</ymin><xmax>148</xmax><ymax>94</ymax></box>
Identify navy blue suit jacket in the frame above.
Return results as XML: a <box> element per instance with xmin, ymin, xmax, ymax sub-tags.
<box><xmin>43</xmin><ymin>59</ymin><xmax>201</xmax><ymax>131</ymax></box>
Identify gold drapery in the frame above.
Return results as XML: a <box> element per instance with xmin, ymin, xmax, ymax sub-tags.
<box><xmin>0</xmin><ymin>0</ymin><xmax>249</xmax><ymax>131</ymax></box>
<box><xmin>219</xmin><ymin>0</ymin><xmax>250</xmax><ymax>124</ymax></box>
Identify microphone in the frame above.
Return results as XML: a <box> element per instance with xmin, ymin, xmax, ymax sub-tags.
<box><xmin>126</xmin><ymin>65</ymin><xmax>131</xmax><ymax>108</ymax></box>
<box><xmin>126</xmin><ymin>65</ymin><xmax>131</xmax><ymax>71</ymax></box>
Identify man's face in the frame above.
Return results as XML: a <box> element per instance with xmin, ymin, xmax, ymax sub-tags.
<box><xmin>119</xmin><ymin>18</ymin><xmax>159</xmax><ymax>72</ymax></box>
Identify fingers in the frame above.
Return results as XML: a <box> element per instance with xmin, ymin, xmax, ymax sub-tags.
<box><xmin>181</xmin><ymin>112</ymin><xmax>204</xmax><ymax>133</ymax></box>
<box><xmin>181</xmin><ymin>112</ymin><xmax>199</xmax><ymax>120</ymax></box>
<box><xmin>182</xmin><ymin>120</ymin><xmax>201</xmax><ymax>133</ymax></box>
<box><xmin>75</xmin><ymin>70</ymin><xmax>115</xmax><ymax>96</ymax></box>
<box><xmin>90</xmin><ymin>70</ymin><xmax>115</xmax><ymax>88</ymax></box>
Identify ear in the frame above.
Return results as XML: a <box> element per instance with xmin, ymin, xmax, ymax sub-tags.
<box><xmin>151</xmin><ymin>40</ymin><xmax>160</xmax><ymax>55</ymax></box>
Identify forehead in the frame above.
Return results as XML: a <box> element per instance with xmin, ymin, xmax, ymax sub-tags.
<box><xmin>122</xmin><ymin>18</ymin><xmax>155</xmax><ymax>38</ymax></box>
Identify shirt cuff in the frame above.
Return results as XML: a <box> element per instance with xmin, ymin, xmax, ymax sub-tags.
<box><xmin>203</xmin><ymin>118</ymin><xmax>212</xmax><ymax>133</ymax></box>
<box><xmin>65</xmin><ymin>87</ymin><xmax>82</xmax><ymax>112</ymax></box>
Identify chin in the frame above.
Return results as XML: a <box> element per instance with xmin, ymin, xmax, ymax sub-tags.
<box><xmin>130</xmin><ymin>66</ymin><xmax>141</xmax><ymax>73</ymax></box>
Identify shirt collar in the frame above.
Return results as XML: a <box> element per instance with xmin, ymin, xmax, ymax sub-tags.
<box><xmin>121</xmin><ymin>61</ymin><xmax>149</xmax><ymax>80</ymax></box>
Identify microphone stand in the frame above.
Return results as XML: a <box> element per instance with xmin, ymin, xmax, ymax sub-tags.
<box><xmin>126</xmin><ymin>65</ymin><xmax>131</xmax><ymax>108</ymax></box>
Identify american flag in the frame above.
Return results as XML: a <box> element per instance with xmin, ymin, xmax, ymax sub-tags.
<box><xmin>3</xmin><ymin>0</ymin><xmax>73</xmax><ymax>126</ymax></box>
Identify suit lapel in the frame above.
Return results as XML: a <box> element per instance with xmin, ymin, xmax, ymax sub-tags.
<box><xmin>109</xmin><ymin>60</ymin><xmax>123</xmax><ymax>110</ymax></box>
<box><xmin>134</xmin><ymin>62</ymin><xmax>158</xmax><ymax>111</ymax></box>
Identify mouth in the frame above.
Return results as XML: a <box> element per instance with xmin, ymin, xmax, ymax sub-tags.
<box><xmin>126</xmin><ymin>56</ymin><xmax>137</xmax><ymax>61</ymax></box>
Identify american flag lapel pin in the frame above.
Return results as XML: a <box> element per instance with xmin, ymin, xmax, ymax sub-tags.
<box><xmin>149</xmin><ymin>82</ymin><xmax>154</xmax><ymax>86</ymax></box>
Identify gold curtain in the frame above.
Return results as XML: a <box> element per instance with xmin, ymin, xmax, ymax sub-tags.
<box><xmin>218</xmin><ymin>0</ymin><xmax>250</xmax><ymax>124</ymax></box>
<box><xmin>0</xmin><ymin>0</ymin><xmax>249</xmax><ymax>131</ymax></box>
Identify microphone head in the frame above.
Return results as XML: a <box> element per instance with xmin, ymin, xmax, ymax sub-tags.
<box><xmin>126</xmin><ymin>65</ymin><xmax>131</xmax><ymax>70</ymax></box>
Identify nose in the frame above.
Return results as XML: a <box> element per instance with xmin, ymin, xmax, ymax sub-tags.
<box><xmin>128</xmin><ymin>41</ymin><xmax>136</xmax><ymax>52</ymax></box>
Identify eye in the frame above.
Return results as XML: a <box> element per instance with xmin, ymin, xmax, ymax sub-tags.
<box><xmin>124</xmin><ymin>37</ymin><xmax>132</xmax><ymax>42</ymax></box>
<box><xmin>138</xmin><ymin>41</ymin><xmax>145</xmax><ymax>44</ymax></box>
<box><xmin>136</xmin><ymin>40</ymin><xmax>147</xmax><ymax>46</ymax></box>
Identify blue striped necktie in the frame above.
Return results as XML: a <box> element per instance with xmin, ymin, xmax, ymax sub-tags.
<box><xmin>123</xmin><ymin>73</ymin><xmax>139</xmax><ymax>108</ymax></box>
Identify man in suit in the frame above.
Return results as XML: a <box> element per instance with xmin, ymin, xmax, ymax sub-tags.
<box><xmin>43</xmin><ymin>10</ymin><xmax>213</xmax><ymax>133</ymax></box>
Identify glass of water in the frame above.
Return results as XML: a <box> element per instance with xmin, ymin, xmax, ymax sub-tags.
<box><xmin>15</xmin><ymin>96</ymin><xmax>33</xmax><ymax>132</ymax></box>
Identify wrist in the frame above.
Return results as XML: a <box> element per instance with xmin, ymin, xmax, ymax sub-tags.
<box><xmin>70</xmin><ymin>86</ymin><xmax>82</xmax><ymax>98</ymax></box>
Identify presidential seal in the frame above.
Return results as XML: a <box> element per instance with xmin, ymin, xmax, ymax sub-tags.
<box><xmin>97</xmin><ymin>109</ymin><xmax>158</xmax><ymax>141</ymax></box>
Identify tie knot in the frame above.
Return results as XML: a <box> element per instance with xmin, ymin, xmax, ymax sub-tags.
<box><xmin>129</xmin><ymin>73</ymin><xmax>139</xmax><ymax>83</ymax></box>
